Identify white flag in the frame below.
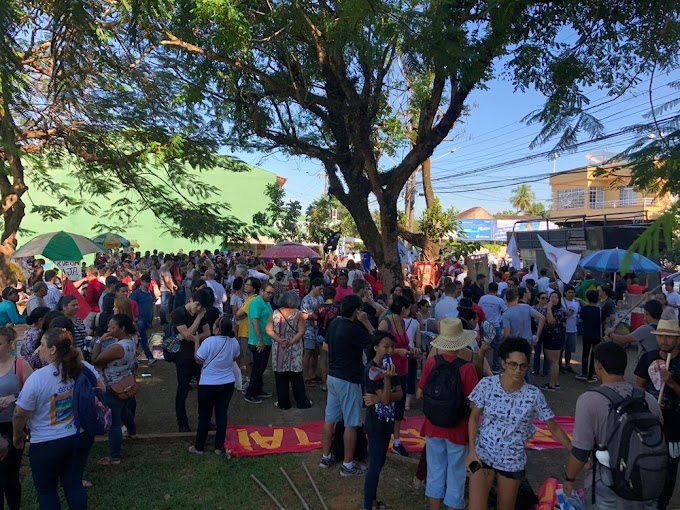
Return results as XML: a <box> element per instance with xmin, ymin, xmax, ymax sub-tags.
<box><xmin>506</xmin><ymin>234</ymin><xmax>520</xmax><ymax>269</ymax></box>
<box><xmin>531</xmin><ymin>262</ymin><xmax>539</xmax><ymax>281</ymax></box>
<box><xmin>537</xmin><ymin>235</ymin><xmax>581</xmax><ymax>284</ymax></box>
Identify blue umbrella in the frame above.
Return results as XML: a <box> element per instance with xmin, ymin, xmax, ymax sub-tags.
<box><xmin>579</xmin><ymin>248</ymin><xmax>662</xmax><ymax>274</ymax></box>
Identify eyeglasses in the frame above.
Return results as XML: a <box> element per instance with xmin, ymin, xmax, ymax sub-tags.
<box><xmin>505</xmin><ymin>361</ymin><xmax>529</xmax><ymax>371</ymax></box>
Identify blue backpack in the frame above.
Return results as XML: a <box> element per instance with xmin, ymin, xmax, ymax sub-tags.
<box><xmin>73</xmin><ymin>368</ymin><xmax>111</xmax><ymax>436</ymax></box>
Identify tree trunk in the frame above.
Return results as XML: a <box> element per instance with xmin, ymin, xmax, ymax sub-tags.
<box><xmin>0</xmin><ymin>200</ymin><xmax>25</xmax><ymax>288</ymax></box>
<box><xmin>421</xmin><ymin>158</ymin><xmax>435</xmax><ymax>209</ymax></box>
<box><xmin>398</xmin><ymin>226</ymin><xmax>441</xmax><ymax>262</ymax></box>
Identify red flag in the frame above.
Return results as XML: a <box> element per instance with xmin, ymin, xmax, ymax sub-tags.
<box><xmin>62</xmin><ymin>277</ymin><xmax>92</xmax><ymax>320</ymax></box>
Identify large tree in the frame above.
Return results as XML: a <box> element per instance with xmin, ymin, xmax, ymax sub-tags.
<box><xmin>0</xmin><ymin>0</ymin><xmax>253</xmax><ymax>285</ymax></box>
<box><xmin>147</xmin><ymin>0</ymin><xmax>679</xmax><ymax>288</ymax></box>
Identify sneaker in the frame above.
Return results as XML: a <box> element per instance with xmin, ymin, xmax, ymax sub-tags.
<box><xmin>319</xmin><ymin>453</ymin><xmax>336</xmax><ymax>469</ymax></box>
<box><xmin>575</xmin><ymin>374</ymin><xmax>588</xmax><ymax>381</ymax></box>
<box><xmin>147</xmin><ymin>358</ymin><xmax>156</xmax><ymax>366</ymax></box>
<box><xmin>178</xmin><ymin>424</ymin><xmax>191</xmax><ymax>433</ymax></box>
<box><xmin>391</xmin><ymin>443</ymin><xmax>409</xmax><ymax>457</ymax></box>
<box><xmin>565</xmin><ymin>365</ymin><xmax>575</xmax><ymax>373</ymax></box>
<box><xmin>542</xmin><ymin>383</ymin><xmax>556</xmax><ymax>392</ymax></box>
<box><xmin>555</xmin><ymin>384</ymin><xmax>561</xmax><ymax>389</ymax></box>
<box><xmin>244</xmin><ymin>395</ymin><xmax>263</xmax><ymax>404</ymax></box>
<box><xmin>587</xmin><ymin>377</ymin><xmax>598</xmax><ymax>383</ymax></box>
<box><xmin>188</xmin><ymin>446</ymin><xmax>203</xmax><ymax>455</ymax></box>
<box><xmin>341</xmin><ymin>463</ymin><xmax>368</xmax><ymax>477</ymax></box>
<box><xmin>256</xmin><ymin>392</ymin><xmax>272</xmax><ymax>399</ymax></box>
<box><xmin>241</xmin><ymin>382</ymin><xmax>249</xmax><ymax>393</ymax></box>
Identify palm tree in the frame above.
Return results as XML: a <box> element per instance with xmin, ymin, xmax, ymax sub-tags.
<box><xmin>511</xmin><ymin>184</ymin><xmax>537</xmax><ymax>214</ymax></box>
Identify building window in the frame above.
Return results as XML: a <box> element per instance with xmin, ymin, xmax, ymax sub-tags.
<box><xmin>589</xmin><ymin>187</ymin><xmax>604</xmax><ymax>209</ymax></box>
<box><xmin>556</xmin><ymin>188</ymin><xmax>585</xmax><ymax>209</ymax></box>
<box><xmin>619</xmin><ymin>187</ymin><xmax>636</xmax><ymax>206</ymax></box>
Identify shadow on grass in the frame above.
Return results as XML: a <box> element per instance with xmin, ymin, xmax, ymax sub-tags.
<box><xmin>20</xmin><ymin>439</ymin><xmax>429</xmax><ymax>509</ymax></box>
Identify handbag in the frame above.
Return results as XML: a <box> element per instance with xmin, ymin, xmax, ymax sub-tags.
<box><xmin>105</xmin><ymin>372</ymin><xmax>139</xmax><ymax>400</ymax></box>
<box><xmin>162</xmin><ymin>324</ymin><xmax>181</xmax><ymax>362</ymax></box>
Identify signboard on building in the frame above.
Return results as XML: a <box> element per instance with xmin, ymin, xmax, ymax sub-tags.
<box><xmin>460</xmin><ymin>219</ymin><xmax>493</xmax><ymax>241</ymax></box>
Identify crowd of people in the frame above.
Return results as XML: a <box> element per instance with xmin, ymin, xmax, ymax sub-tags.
<box><xmin>0</xmin><ymin>247</ymin><xmax>677</xmax><ymax>509</ymax></box>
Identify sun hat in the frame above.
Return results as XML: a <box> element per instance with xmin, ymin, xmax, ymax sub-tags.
<box><xmin>652</xmin><ymin>319</ymin><xmax>680</xmax><ymax>337</ymax></box>
<box><xmin>430</xmin><ymin>318</ymin><xmax>477</xmax><ymax>352</ymax></box>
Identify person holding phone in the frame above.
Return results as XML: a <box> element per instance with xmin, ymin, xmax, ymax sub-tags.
<box><xmin>467</xmin><ymin>337</ymin><xmax>571</xmax><ymax>510</ymax></box>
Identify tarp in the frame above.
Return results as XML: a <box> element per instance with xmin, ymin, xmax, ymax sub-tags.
<box><xmin>225</xmin><ymin>415</ymin><xmax>575</xmax><ymax>457</ymax></box>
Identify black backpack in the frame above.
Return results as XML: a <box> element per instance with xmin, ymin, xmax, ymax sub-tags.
<box><xmin>423</xmin><ymin>355</ymin><xmax>468</xmax><ymax>428</ymax></box>
<box><xmin>591</xmin><ymin>386</ymin><xmax>668</xmax><ymax>502</ymax></box>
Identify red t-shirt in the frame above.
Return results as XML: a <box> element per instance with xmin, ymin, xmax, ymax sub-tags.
<box><xmin>84</xmin><ymin>279</ymin><xmax>105</xmax><ymax>313</ymax></box>
<box><xmin>417</xmin><ymin>354</ymin><xmax>479</xmax><ymax>445</ymax></box>
<box><xmin>334</xmin><ymin>285</ymin><xmax>353</xmax><ymax>303</ymax></box>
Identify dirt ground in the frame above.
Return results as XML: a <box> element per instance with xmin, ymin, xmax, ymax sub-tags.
<box><xmin>133</xmin><ymin>337</ymin><xmax>680</xmax><ymax>508</ymax></box>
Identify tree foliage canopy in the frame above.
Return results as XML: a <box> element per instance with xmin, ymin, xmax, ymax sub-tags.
<box><xmin>252</xmin><ymin>183</ymin><xmax>303</xmax><ymax>242</ymax></box>
<box><xmin>143</xmin><ymin>0</ymin><xmax>679</xmax><ymax>286</ymax></box>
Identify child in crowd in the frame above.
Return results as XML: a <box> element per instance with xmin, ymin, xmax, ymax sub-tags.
<box><xmin>362</xmin><ymin>331</ymin><xmax>402</xmax><ymax>510</ymax></box>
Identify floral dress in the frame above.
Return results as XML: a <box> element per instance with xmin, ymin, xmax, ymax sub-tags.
<box><xmin>20</xmin><ymin>326</ymin><xmax>46</xmax><ymax>370</ymax></box>
<box><xmin>271</xmin><ymin>310</ymin><xmax>303</xmax><ymax>373</ymax></box>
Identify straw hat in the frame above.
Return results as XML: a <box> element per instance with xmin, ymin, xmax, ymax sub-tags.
<box><xmin>431</xmin><ymin>318</ymin><xmax>477</xmax><ymax>352</ymax></box>
<box><xmin>652</xmin><ymin>319</ymin><xmax>680</xmax><ymax>337</ymax></box>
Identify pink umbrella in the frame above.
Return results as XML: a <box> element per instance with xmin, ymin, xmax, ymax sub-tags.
<box><xmin>259</xmin><ymin>242</ymin><xmax>321</xmax><ymax>262</ymax></box>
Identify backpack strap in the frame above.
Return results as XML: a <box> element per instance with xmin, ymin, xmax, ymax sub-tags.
<box><xmin>14</xmin><ymin>357</ymin><xmax>24</xmax><ymax>389</ymax></box>
<box><xmin>590</xmin><ymin>385</ymin><xmax>626</xmax><ymax>409</ymax></box>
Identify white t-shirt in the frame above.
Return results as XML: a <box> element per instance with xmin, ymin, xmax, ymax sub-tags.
<box><xmin>205</xmin><ymin>280</ymin><xmax>227</xmax><ymax>311</ymax></box>
<box><xmin>434</xmin><ymin>296</ymin><xmax>459</xmax><ymax>321</ymax></box>
<box><xmin>196</xmin><ymin>335</ymin><xmax>240</xmax><ymax>385</ymax></box>
<box><xmin>537</xmin><ymin>276</ymin><xmax>550</xmax><ymax>293</ymax></box>
<box><xmin>347</xmin><ymin>269</ymin><xmax>364</xmax><ymax>286</ymax></box>
<box><xmin>563</xmin><ymin>298</ymin><xmax>580</xmax><ymax>333</ymax></box>
<box><xmin>404</xmin><ymin>317</ymin><xmax>420</xmax><ymax>350</ymax></box>
<box><xmin>16</xmin><ymin>361</ymin><xmax>100</xmax><ymax>444</ymax></box>
<box><xmin>664</xmin><ymin>290</ymin><xmax>680</xmax><ymax>319</ymax></box>
<box><xmin>496</xmin><ymin>281</ymin><xmax>508</xmax><ymax>297</ymax></box>
<box><xmin>230</xmin><ymin>293</ymin><xmax>245</xmax><ymax>325</ymax></box>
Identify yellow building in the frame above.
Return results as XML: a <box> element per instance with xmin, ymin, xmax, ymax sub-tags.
<box><xmin>548</xmin><ymin>163</ymin><xmax>671</xmax><ymax>224</ymax></box>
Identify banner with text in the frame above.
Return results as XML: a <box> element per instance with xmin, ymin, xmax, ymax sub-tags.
<box><xmin>225</xmin><ymin>415</ymin><xmax>574</xmax><ymax>457</ymax></box>
<box><xmin>54</xmin><ymin>260</ymin><xmax>81</xmax><ymax>281</ymax></box>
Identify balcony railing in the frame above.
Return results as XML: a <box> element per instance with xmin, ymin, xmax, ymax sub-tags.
<box><xmin>554</xmin><ymin>197</ymin><xmax>658</xmax><ymax>211</ymax></box>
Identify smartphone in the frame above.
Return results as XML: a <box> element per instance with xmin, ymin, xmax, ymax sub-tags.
<box><xmin>468</xmin><ymin>460</ymin><xmax>481</xmax><ymax>474</ymax></box>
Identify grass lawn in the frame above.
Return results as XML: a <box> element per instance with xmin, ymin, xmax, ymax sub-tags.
<box><xmin>20</xmin><ymin>439</ymin><xmax>429</xmax><ymax>509</ymax></box>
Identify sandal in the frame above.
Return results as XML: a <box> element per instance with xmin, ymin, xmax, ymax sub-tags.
<box><xmin>97</xmin><ymin>457</ymin><xmax>121</xmax><ymax>466</ymax></box>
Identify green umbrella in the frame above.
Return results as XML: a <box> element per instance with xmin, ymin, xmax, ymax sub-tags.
<box><xmin>91</xmin><ymin>232</ymin><xmax>130</xmax><ymax>249</ymax></box>
<box><xmin>13</xmin><ymin>231</ymin><xmax>103</xmax><ymax>261</ymax></box>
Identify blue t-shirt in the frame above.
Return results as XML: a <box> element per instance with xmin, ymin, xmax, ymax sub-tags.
<box><xmin>130</xmin><ymin>288</ymin><xmax>154</xmax><ymax>323</ymax></box>
<box><xmin>502</xmin><ymin>303</ymin><xmax>541</xmax><ymax>342</ymax></box>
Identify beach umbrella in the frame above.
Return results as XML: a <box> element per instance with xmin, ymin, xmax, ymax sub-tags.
<box><xmin>259</xmin><ymin>242</ymin><xmax>321</xmax><ymax>262</ymax></box>
<box><xmin>13</xmin><ymin>231</ymin><xmax>103</xmax><ymax>261</ymax></box>
<box><xmin>92</xmin><ymin>232</ymin><xmax>130</xmax><ymax>249</ymax></box>
<box><xmin>579</xmin><ymin>248</ymin><xmax>663</xmax><ymax>275</ymax></box>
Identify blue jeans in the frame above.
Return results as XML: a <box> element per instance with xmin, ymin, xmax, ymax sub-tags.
<box><xmin>136</xmin><ymin>319</ymin><xmax>154</xmax><ymax>360</ymax></box>
<box><xmin>104</xmin><ymin>392</ymin><xmax>135</xmax><ymax>460</ymax></box>
<box><xmin>245</xmin><ymin>345</ymin><xmax>271</xmax><ymax>399</ymax></box>
<box><xmin>491</xmin><ymin>326</ymin><xmax>503</xmax><ymax>372</ymax></box>
<box><xmin>533</xmin><ymin>338</ymin><xmax>550</xmax><ymax>375</ymax></box>
<box><xmin>364</xmin><ymin>434</ymin><xmax>391</xmax><ymax>509</ymax></box>
<box><xmin>195</xmin><ymin>383</ymin><xmax>235</xmax><ymax>452</ymax></box>
<box><xmin>425</xmin><ymin>437</ymin><xmax>468</xmax><ymax>509</ymax></box>
<box><xmin>175</xmin><ymin>357</ymin><xmax>200</xmax><ymax>427</ymax></box>
<box><xmin>160</xmin><ymin>291</ymin><xmax>174</xmax><ymax>325</ymax></box>
<box><xmin>29</xmin><ymin>433</ymin><xmax>94</xmax><ymax>510</ymax></box>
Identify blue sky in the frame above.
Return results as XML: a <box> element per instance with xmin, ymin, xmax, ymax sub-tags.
<box><xmin>227</xmin><ymin>68</ymin><xmax>679</xmax><ymax>217</ymax></box>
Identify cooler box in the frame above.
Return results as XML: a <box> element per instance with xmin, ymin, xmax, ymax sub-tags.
<box><xmin>630</xmin><ymin>308</ymin><xmax>644</xmax><ymax>331</ymax></box>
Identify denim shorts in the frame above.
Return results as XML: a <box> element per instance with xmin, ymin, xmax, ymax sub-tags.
<box><xmin>303</xmin><ymin>335</ymin><xmax>319</xmax><ymax>351</ymax></box>
<box><xmin>481</xmin><ymin>460</ymin><xmax>525</xmax><ymax>480</ymax></box>
<box><xmin>425</xmin><ymin>437</ymin><xmax>468</xmax><ymax>509</ymax></box>
<box><xmin>564</xmin><ymin>332</ymin><xmax>577</xmax><ymax>353</ymax></box>
<box><xmin>324</xmin><ymin>376</ymin><xmax>362</xmax><ymax>427</ymax></box>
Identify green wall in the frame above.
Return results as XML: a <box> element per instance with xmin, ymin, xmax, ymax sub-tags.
<box><xmin>18</xmin><ymin>157</ymin><xmax>278</xmax><ymax>255</ymax></box>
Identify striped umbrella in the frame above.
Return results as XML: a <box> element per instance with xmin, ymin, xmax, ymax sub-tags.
<box><xmin>579</xmin><ymin>248</ymin><xmax>662</xmax><ymax>274</ymax></box>
<box><xmin>92</xmin><ymin>232</ymin><xmax>130</xmax><ymax>249</ymax></box>
<box><xmin>13</xmin><ymin>231</ymin><xmax>103</xmax><ymax>261</ymax></box>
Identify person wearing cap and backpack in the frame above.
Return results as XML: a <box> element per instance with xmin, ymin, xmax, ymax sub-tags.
<box><xmin>415</xmin><ymin>318</ymin><xmax>479</xmax><ymax>510</ymax></box>
<box><xmin>634</xmin><ymin>318</ymin><xmax>680</xmax><ymax>510</ymax></box>
<box><xmin>563</xmin><ymin>342</ymin><xmax>666</xmax><ymax>509</ymax></box>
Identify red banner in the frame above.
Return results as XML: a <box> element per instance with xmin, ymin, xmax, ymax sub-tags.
<box><xmin>225</xmin><ymin>415</ymin><xmax>574</xmax><ymax>457</ymax></box>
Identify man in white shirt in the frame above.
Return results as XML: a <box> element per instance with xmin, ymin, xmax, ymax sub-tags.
<box><xmin>478</xmin><ymin>282</ymin><xmax>508</xmax><ymax>373</ymax></box>
<box><xmin>43</xmin><ymin>269</ymin><xmax>62</xmax><ymax>310</ymax></box>
<box><xmin>434</xmin><ymin>281</ymin><xmax>461</xmax><ymax>321</ymax></box>
<box><xmin>537</xmin><ymin>268</ymin><xmax>550</xmax><ymax>293</ymax></box>
<box><xmin>562</xmin><ymin>285</ymin><xmax>581</xmax><ymax>373</ymax></box>
<box><xmin>493</xmin><ymin>271</ymin><xmax>507</xmax><ymax>297</ymax></box>
<box><xmin>26</xmin><ymin>282</ymin><xmax>48</xmax><ymax>314</ymax></box>
<box><xmin>663</xmin><ymin>279</ymin><xmax>680</xmax><ymax>319</ymax></box>
<box><xmin>204</xmin><ymin>268</ymin><xmax>227</xmax><ymax>312</ymax></box>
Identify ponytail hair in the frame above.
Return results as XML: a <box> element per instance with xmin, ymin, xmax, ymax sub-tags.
<box><xmin>44</xmin><ymin>327</ymin><xmax>82</xmax><ymax>382</ymax></box>
<box><xmin>214</xmin><ymin>315</ymin><xmax>234</xmax><ymax>337</ymax></box>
